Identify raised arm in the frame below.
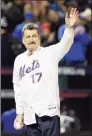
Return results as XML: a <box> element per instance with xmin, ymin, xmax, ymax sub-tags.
<box><xmin>50</xmin><ymin>8</ymin><xmax>79</xmax><ymax>62</ymax></box>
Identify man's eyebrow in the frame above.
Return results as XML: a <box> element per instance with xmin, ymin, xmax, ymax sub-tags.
<box><xmin>26</xmin><ymin>35</ymin><xmax>30</xmax><ymax>37</ymax></box>
<box><xmin>32</xmin><ymin>34</ymin><xmax>37</xmax><ymax>36</ymax></box>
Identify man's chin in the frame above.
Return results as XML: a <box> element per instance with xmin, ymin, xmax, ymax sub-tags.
<box><xmin>28</xmin><ymin>47</ymin><xmax>35</xmax><ymax>52</ymax></box>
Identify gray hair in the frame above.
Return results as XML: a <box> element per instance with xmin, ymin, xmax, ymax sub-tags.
<box><xmin>22</xmin><ymin>23</ymin><xmax>39</xmax><ymax>36</ymax></box>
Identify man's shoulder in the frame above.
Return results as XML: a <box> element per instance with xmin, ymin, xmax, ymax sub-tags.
<box><xmin>40</xmin><ymin>46</ymin><xmax>50</xmax><ymax>52</ymax></box>
<box><xmin>41</xmin><ymin>46</ymin><xmax>53</xmax><ymax>51</ymax></box>
<box><xmin>14</xmin><ymin>51</ymin><xmax>27</xmax><ymax>63</ymax></box>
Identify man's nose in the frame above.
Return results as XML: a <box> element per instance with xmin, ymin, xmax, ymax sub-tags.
<box><xmin>30</xmin><ymin>37</ymin><xmax>33</xmax><ymax>41</ymax></box>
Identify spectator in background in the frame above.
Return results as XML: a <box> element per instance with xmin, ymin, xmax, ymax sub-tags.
<box><xmin>55</xmin><ymin>0</ymin><xmax>66</xmax><ymax>19</ymax></box>
<box><xmin>79</xmin><ymin>7</ymin><xmax>92</xmax><ymax>36</ymax></box>
<box><xmin>38</xmin><ymin>1</ymin><xmax>50</xmax><ymax>23</ymax></box>
<box><xmin>60</xmin><ymin>101</ymin><xmax>81</xmax><ymax>134</ymax></box>
<box><xmin>76</xmin><ymin>0</ymin><xmax>89</xmax><ymax>12</ymax></box>
<box><xmin>58</xmin><ymin>0</ymin><xmax>91</xmax><ymax>66</ymax></box>
<box><xmin>2</xmin><ymin>0</ymin><xmax>24</xmax><ymax>32</ymax></box>
<box><xmin>80</xmin><ymin>8</ymin><xmax>91</xmax><ymax>22</ymax></box>
<box><xmin>25</xmin><ymin>1</ymin><xmax>49</xmax><ymax>24</ymax></box>
<box><xmin>58</xmin><ymin>24</ymin><xmax>90</xmax><ymax>67</ymax></box>
<box><xmin>31</xmin><ymin>2</ymin><xmax>40</xmax><ymax>23</ymax></box>
<box><xmin>12</xmin><ymin>3</ymin><xmax>34</xmax><ymax>42</ymax></box>
<box><xmin>1</xmin><ymin>108</ymin><xmax>25</xmax><ymax>134</ymax></box>
<box><xmin>41</xmin><ymin>22</ymin><xmax>56</xmax><ymax>47</ymax></box>
<box><xmin>1</xmin><ymin>16</ymin><xmax>24</xmax><ymax>67</ymax></box>
<box><xmin>47</xmin><ymin>8</ymin><xmax>64</xmax><ymax>42</ymax></box>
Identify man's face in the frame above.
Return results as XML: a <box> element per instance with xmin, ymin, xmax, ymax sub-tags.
<box><xmin>23</xmin><ymin>29</ymin><xmax>40</xmax><ymax>52</ymax></box>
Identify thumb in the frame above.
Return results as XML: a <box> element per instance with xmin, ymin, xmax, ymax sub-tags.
<box><xmin>65</xmin><ymin>12</ymin><xmax>69</xmax><ymax>19</ymax></box>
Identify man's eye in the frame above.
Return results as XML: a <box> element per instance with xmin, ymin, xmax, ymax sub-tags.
<box><xmin>26</xmin><ymin>36</ymin><xmax>30</xmax><ymax>38</ymax></box>
<box><xmin>33</xmin><ymin>35</ymin><xmax>37</xmax><ymax>38</ymax></box>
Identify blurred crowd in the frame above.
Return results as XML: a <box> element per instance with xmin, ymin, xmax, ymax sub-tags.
<box><xmin>1</xmin><ymin>100</ymin><xmax>81</xmax><ymax>135</ymax></box>
<box><xmin>1</xmin><ymin>0</ymin><xmax>92</xmax><ymax>67</ymax></box>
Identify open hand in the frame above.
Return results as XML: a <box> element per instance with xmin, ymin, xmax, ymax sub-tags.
<box><xmin>65</xmin><ymin>8</ymin><xmax>79</xmax><ymax>28</ymax></box>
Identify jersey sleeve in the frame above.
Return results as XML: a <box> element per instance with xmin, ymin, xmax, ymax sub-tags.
<box><xmin>13</xmin><ymin>84</ymin><xmax>24</xmax><ymax>114</ymax></box>
<box><xmin>13</xmin><ymin>56</ymin><xmax>24</xmax><ymax>114</ymax></box>
<box><xmin>49</xmin><ymin>27</ymin><xmax>74</xmax><ymax>62</ymax></box>
<box><xmin>12</xmin><ymin>56</ymin><xmax>21</xmax><ymax>85</ymax></box>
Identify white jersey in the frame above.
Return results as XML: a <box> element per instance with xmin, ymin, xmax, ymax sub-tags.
<box><xmin>13</xmin><ymin>28</ymin><xmax>74</xmax><ymax>125</ymax></box>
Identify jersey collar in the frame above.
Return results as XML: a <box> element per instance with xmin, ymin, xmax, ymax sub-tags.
<box><xmin>26</xmin><ymin>47</ymin><xmax>43</xmax><ymax>56</ymax></box>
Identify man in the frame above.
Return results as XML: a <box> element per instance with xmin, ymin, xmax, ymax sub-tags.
<box><xmin>13</xmin><ymin>8</ymin><xmax>78</xmax><ymax>136</ymax></box>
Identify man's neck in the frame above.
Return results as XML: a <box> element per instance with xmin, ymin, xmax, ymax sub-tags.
<box><xmin>27</xmin><ymin>46</ymin><xmax>41</xmax><ymax>56</ymax></box>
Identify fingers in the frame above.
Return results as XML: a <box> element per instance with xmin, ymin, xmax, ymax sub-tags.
<box><xmin>76</xmin><ymin>10</ymin><xmax>79</xmax><ymax>18</ymax></box>
<box><xmin>74</xmin><ymin>8</ymin><xmax>79</xmax><ymax>17</ymax></box>
<box><xmin>70</xmin><ymin>8</ymin><xmax>79</xmax><ymax>17</ymax></box>
<box><xmin>14</xmin><ymin>122</ymin><xmax>23</xmax><ymax>130</ymax></box>
<box><xmin>66</xmin><ymin>8</ymin><xmax>79</xmax><ymax>18</ymax></box>
<box><xmin>14</xmin><ymin>119</ymin><xmax>23</xmax><ymax>130</ymax></box>
<box><xmin>70</xmin><ymin>8</ymin><xmax>75</xmax><ymax>16</ymax></box>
